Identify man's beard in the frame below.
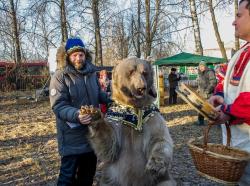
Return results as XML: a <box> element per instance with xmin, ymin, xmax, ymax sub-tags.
<box><xmin>72</xmin><ymin>61</ymin><xmax>84</xmax><ymax>70</ymax></box>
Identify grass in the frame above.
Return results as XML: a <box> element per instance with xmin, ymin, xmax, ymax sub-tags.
<box><xmin>0</xmin><ymin>92</ymin><xmax>221</xmax><ymax>185</ymax></box>
<box><xmin>0</xmin><ymin>96</ymin><xmax>59</xmax><ymax>185</ymax></box>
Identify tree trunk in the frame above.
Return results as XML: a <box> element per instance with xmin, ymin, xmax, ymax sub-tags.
<box><xmin>136</xmin><ymin>0</ymin><xmax>141</xmax><ymax>58</ymax></box>
<box><xmin>121</xmin><ymin>21</ymin><xmax>129</xmax><ymax>59</ymax></box>
<box><xmin>9</xmin><ymin>0</ymin><xmax>21</xmax><ymax>64</ymax></box>
<box><xmin>189</xmin><ymin>0</ymin><xmax>203</xmax><ymax>55</ymax></box>
<box><xmin>41</xmin><ymin>14</ymin><xmax>49</xmax><ymax>58</ymax></box>
<box><xmin>60</xmin><ymin>0</ymin><xmax>68</xmax><ymax>42</ymax></box>
<box><xmin>208</xmin><ymin>0</ymin><xmax>228</xmax><ymax>60</ymax></box>
<box><xmin>145</xmin><ymin>0</ymin><xmax>151</xmax><ymax>57</ymax></box>
<box><xmin>234</xmin><ymin>0</ymin><xmax>240</xmax><ymax>51</ymax></box>
<box><xmin>145</xmin><ymin>0</ymin><xmax>160</xmax><ymax>58</ymax></box>
<box><xmin>92</xmin><ymin>0</ymin><xmax>103</xmax><ymax>66</ymax></box>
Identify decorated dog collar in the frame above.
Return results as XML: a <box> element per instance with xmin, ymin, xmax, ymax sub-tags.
<box><xmin>106</xmin><ymin>102</ymin><xmax>159</xmax><ymax>131</ymax></box>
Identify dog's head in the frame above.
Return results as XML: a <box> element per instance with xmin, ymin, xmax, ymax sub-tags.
<box><xmin>112</xmin><ymin>57</ymin><xmax>157</xmax><ymax>108</ymax></box>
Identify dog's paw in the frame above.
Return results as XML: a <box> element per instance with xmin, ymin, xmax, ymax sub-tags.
<box><xmin>145</xmin><ymin>156</ymin><xmax>168</xmax><ymax>177</ymax></box>
<box><xmin>91</xmin><ymin>109</ymin><xmax>103</xmax><ymax>121</ymax></box>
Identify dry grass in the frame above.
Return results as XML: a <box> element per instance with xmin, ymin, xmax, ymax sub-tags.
<box><xmin>0</xmin><ymin>93</ymin><xmax>59</xmax><ymax>186</ymax></box>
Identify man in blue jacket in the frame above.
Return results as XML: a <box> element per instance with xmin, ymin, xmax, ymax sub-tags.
<box><xmin>50</xmin><ymin>37</ymin><xmax>110</xmax><ymax>186</ymax></box>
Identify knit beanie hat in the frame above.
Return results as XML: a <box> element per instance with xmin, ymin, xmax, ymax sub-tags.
<box><xmin>65</xmin><ymin>37</ymin><xmax>86</xmax><ymax>56</ymax></box>
<box><xmin>199</xmin><ymin>60</ymin><xmax>207</xmax><ymax>67</ymax></box>
<box><xmin>171</xmin><ymin>67</ymin><xmax>176</xmax><ymax>71</ymax></box>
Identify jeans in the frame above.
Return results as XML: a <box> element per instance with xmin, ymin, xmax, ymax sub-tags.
<box><xmin>57</xmin><ymin>151</ymin><xmax>97</xmax><ymax>186</ymax></box>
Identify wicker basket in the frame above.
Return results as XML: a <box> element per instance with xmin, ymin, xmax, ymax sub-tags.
<box><xmin>188</xmin><ymin>123</ymin><xmax>250</xmax><ymax>185</ymax></box>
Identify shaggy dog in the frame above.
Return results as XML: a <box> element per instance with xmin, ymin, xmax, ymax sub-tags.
<box><xmin>88</xmin><ymin>57</ymin><xmax>175</xmax><ymax>186</ymax></box>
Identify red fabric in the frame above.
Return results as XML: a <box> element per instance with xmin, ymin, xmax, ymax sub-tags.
<box><xmin>213</xmin><ymin>43</ymin><xmax>250</xmax><ymax>125</ymax></box>
<box><xmin>100</xmin><ymin>104</ymin><xmax>107</xmax><ymax>114</ymax></box>
<box><xmin>214</xmin><ymin>64</ymin><xmax>227</xmax><ymax>94</ymax></box>
<box><xmin>230</xmin><ymin>46</ymin><xmax>250</xmax><ymax>86</ymax></box>
<box><xmin>229</xmin><ymin>92</ymin><xmax>250</xmax><ymax>125</ymax></box>
<box><xmin>99</xmin><ymin>76</ymin><xmax>110</xmax><ymax>114</ymax></box>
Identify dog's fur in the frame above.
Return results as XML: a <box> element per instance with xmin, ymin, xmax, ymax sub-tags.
<box><xmin>88</xmin><ymin>57</ymin><xmax>175</xmax><ymax>186</ymax></box>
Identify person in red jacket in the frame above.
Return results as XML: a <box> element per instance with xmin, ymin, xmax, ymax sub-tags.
<box><xmin>98</xmin><ymin>70</ymin><xmax>111</xmax><ymax>113</ymax></box>
<box><xmin>209</xmin><ymin>1</ymin><xmax>250</xmax><ymax>185</ymax></box>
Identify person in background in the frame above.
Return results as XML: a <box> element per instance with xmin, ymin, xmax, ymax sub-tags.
<box><xmin>98</xmin><ymin>69</ymin><xmax>111</xmax><ymax>113</ymax></box>
<box><xmin>209</xmin><ymin>0</ymin><xmax>250</xmax><ymax>184</ymax></box>
<box><xmin>196</xmin><ymin>61</ymin><xmax>217</xmax><ymax>125</ymax></box>
<box><xmin>49</xmin><ymin>36</ymin><xmax>111</xmax><ymax>186</ymax></box>
<box><xmin>214</xmin><ymin>64</ymin><xmax>228</xmax><ymax>94</ymax></box>
<box><xmin>168</xmin><ymin>67</ymin><xmax>181</xmax><ymax>105</ymax></box>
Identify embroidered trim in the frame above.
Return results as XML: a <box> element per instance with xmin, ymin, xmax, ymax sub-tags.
<box><xmin>106</xmin><ymin>103</ymin><xmax>159</xmax><ymax>131</ymax></box>
<box><xmin>230</xmin><ymin>45</ymin><xmax>250</xmax><ymax>86</ymax></box>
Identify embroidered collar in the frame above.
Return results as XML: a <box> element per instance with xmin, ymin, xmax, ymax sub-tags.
<box><xmin>106</xmin><ymin>102</ymin><xmax>159</xmax><ymax>131</ymax></box>
<box><xmin>230</xmin><ymin>45</ymin><xmax>250</xmax><ymax>86</ymax></box>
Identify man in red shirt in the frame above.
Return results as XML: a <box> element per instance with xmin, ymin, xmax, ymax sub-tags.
<box><xmin>209</xmin><ymin>1</ymin><xmax>250</xmax><ymax>185</ymax></box>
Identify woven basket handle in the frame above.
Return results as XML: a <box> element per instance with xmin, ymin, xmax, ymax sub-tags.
<box><xmin>203</xmin><ymin>122</ymin><xmax>231</xmax><ymax>149</ymax></box>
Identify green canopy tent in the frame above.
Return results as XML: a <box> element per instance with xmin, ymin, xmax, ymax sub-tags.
<box><xmin>154</xmin><ymin>52</ymin><xmax>226</xmax><ymax>66</ymax></box>
<box><xmin>154</xmin><ymin>52</ymin><xmax>226</xmax><ymax>81</ymax></box>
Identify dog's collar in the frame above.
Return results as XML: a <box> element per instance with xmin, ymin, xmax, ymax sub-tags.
<box><xmin>106</xmin><ymin>102</ymin><xmax>159</xmax><ymax>131</ymax></box>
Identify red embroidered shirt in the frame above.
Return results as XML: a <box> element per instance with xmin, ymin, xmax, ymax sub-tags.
<box><xmin>214</xmin><ymin>43</ymin><xmax>250</xmax><ymax>125</ymax></box>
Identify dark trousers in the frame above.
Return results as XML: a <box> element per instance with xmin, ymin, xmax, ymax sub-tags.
<box><xmin>198</xmin><ymin>114</ymin><xmax>204</xmax><ymax>125</ymax></box>
<box><xmin>57</xmin><ymin>151</ymin><xmax>97</xmax><ymax>186</ymax></box>
<box><xmin>169</xmin><ymin>88</ymin><xmax>177</xmax><ymax>104</ymax></box>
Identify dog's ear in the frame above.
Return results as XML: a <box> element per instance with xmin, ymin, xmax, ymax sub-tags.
<box><xmin>144</xmin><ymin>60</ymin><xmax>155</xmax><ymax>83</ymax></box>
<box><xmin>144</xmin><ymin>60</ymin><xmax>157</xmax><ymax>98</ymax></box>
<box><xmin>145</xmin><ymin>56</ymin><xmax>155</xmax><ymax>64</ymax></box>
<box><xmin>149</xmin><ymin>86</ymin><xmax>157</xmax><ymax>98</ymax></box>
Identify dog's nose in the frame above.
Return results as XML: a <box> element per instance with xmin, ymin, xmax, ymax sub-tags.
<box><xmin>138</xmin><ymin>87</ymin><xmax>146</xmax><ymax>92</ymax></box>
<box><xmin>137</xmin><ymin>87</ymin><xmax>146</xmax><ymax>96</ymax></box>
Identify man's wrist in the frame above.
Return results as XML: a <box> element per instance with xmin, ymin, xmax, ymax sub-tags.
<box><xmin>214</xmin><ymin>91</ymin><xmax>224</xmax><ymax>98</ymax></box>
<box><xmin>220</xmin><ymin>104</ymin><xmax>232</xmax><ymax>116</ymax></box>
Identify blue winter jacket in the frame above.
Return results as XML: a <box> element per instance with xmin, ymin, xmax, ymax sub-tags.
<box><xmin>50</xmin><ymin>60</ymin><xmax>110</xmax><ymax>156</ymax></box>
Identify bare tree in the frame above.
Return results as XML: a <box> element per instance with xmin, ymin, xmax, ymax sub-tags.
<box><xmin>60</xmin><ymin>0</ymin><xmax>68</xmax><ymax>42</ymax></box>
<box><xmin>101</xmin><ymin>10</ymin><xmax>130</xmax><ymax>64</ymax></box>
<box><xmin>130</xmin><ymin>0</ymin><xmax>142</xmax><ymax>58</ymax></box>
<box><xmin>9</xmin><ymin>0</ymin><xmax>22</xmax><ymax>64</ymax></box>
<box><xmin>28</xmin><ymin>0</ymin><xmax>68</xmax><ymax>44</ymax></box>
<box><xmin>25</xmin><ymin>1</ymin><xmax>59</xmax><ymax>59</ymax></box>
<box><xmin>144</xmin><ymin>0</ymin><xmax>161</xmax><ymax>58</ymax></box>
<box><xmin>91</xmin><ymin>0</ymin><xmax>103</xmax><ymax>66</ymax></box>
<box><xmin>188</xmin><ymin>0</ymin><xmax>203</xmax><ymax>55</ymax></box>
<box><xmin>207</xmin><ymin>0</ymin><xmax>228</xmax><ymax>60</ymax></box>
<box><xmin>137</xmin><ymin>0</ymin><xmax>141</xmax><ymax>58</ymax></box>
